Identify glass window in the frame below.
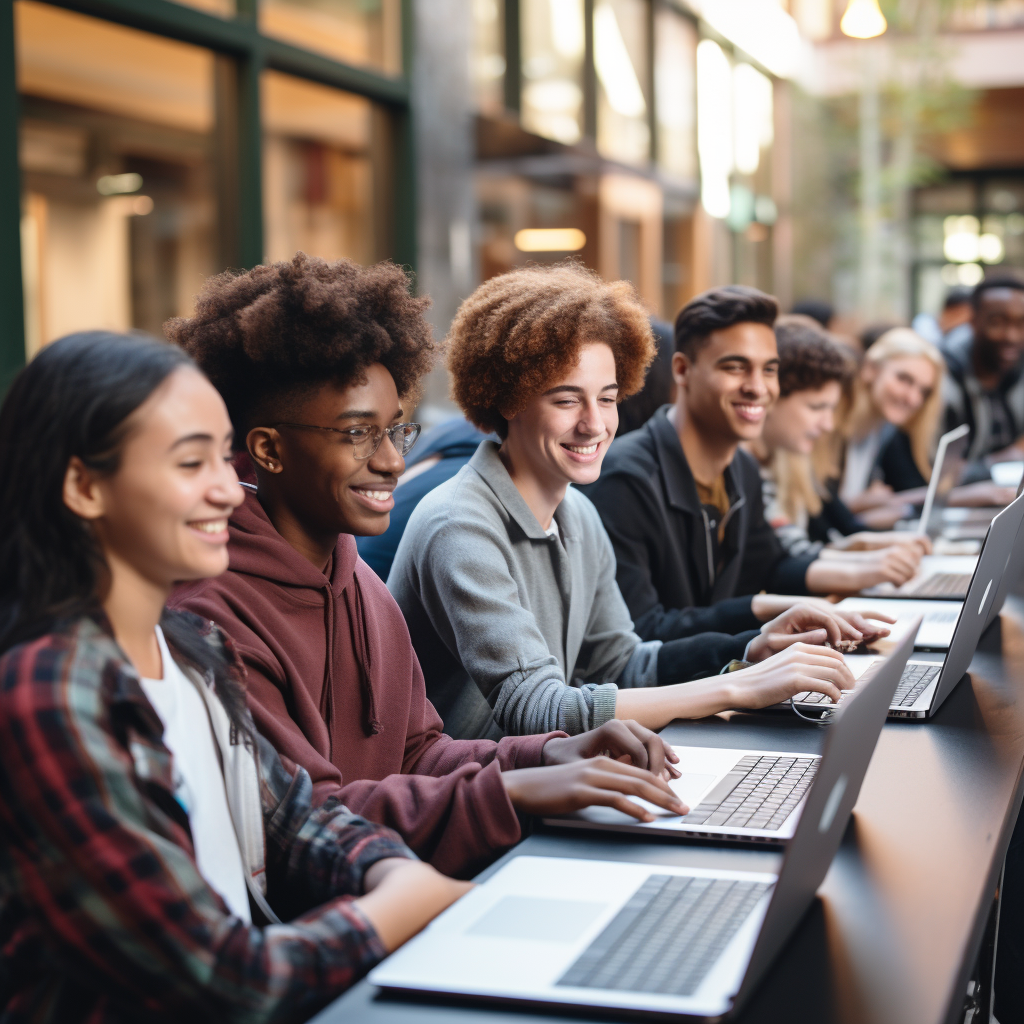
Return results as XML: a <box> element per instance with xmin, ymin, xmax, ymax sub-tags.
<box><xmin>262</xmin><ymin>70</ymin><xmax>389</xmax><ymax>268</ymax></box>
<box><xmin>654</xmin><ymin>7</ymin><xmax>696</xmax><ymax>180</ymax></box>
<box><xmin>594</xmin><ymin>0</ymin><xmax>650</xmax><ymax>165</ymax></box>
<box><xmin>15</xmin><ymin>0</ymin><xmax>218</xmax><ymax>356</ymax></box>
<box><xmin>520</xmin><ymin>0</ymin><xmax>585</xmax><ymax>145</ymax></box>
<box><xmin>259</xmin><ymin>0</ymin><xmax>402</xmax><ymax>77</ymax></box>
<box><xmin>472</xmin><ymin>0</ymin><xmax>506</xmax><ymax>115</ymax></box>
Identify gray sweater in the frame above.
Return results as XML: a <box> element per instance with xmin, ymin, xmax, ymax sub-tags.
<box><xmin>388</xmin><ymin>441</ymin><xmax>661</xmax><ymax>739</ymax></box>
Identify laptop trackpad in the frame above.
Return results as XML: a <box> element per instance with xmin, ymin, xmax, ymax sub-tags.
<box><xmin>467</xmin><ymin>897</ymin><xmax>606</xmax><ymax>942</ymax></box>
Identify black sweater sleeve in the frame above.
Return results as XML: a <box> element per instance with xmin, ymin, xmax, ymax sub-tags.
<box><xmin>588</xmin><ymin>472</ymin><xmax>761</xmax><ymax>642</ymax></box>
<box><xmin>876</xmin><ymin>429</ymin><xmax>928</xmax><ymax>492</ymax></box>
<box><xmin>656</xmin><ymin>630</ymin><xmax>760</xmax><ymax>683</ymax></box>
<box><xmin>733</xmin><ymin>457</ymin><xmax>814</xmax><ymax>597</ymax></box>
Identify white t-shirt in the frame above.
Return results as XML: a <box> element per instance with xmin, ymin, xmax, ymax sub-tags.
<box><xmin>140</xmin><ymin>627</ymin><xmax>252</xmax><ymax>923</ymax></box>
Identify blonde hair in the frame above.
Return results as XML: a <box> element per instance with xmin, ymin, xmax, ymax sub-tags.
<box><xmin>773</xmin><ymin>448</ymin><xmax>825</xmax><ymax>520</ymax></box>
<box><xmin>836</xmin><ymin>328</ymin><xmax>945</xmax><ymax>483</ymax></box>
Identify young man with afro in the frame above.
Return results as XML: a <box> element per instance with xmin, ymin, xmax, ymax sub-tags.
<box><xmin>169</xmin><ymin>252</ymin><xmax>688</xmax><ymax>880</ymax></box>
<box><xmin>388</xmin><ymin>263</ymin><xmax>869</xmax><ymax>742</ymax></box>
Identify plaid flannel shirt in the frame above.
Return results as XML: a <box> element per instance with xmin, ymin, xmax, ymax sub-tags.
<box><xmin>0</xmin><ymin>613</ymin><xmax>416</xmax><ymax>1024</ymax></box>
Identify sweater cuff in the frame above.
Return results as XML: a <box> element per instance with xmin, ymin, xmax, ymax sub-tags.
<box><xmin>714</xmin><ymin>595</ymin><xmax>762</xmax><ymax>633</ymax></box>
<box><xmin>462</xmin><ymin>760</ymin><xmax>523</xmax><ymax>867</ymax></box>
<box><xmin>772</xmin><ymin>554</ymin><xmax>816</xmax><ymax>596</ymax></box>
<box><xmin>590</xmin><ymin>683</ymin><xmax>619</xmax><ymax>729</ymax></box>
<box><xmin>495</xmin><ymin>731</ymin><xmax>567</xmax><ymax>771</ymax></box>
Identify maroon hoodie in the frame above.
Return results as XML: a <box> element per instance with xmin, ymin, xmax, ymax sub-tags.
<box><xmin>172</xmin><ymin>488</ymin><xmax>559</xmax><ymax>878</ymax></box>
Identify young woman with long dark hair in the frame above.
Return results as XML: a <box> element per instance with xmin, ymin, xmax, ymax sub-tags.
<box><xmin>0</xmin><ymin>331</ymin><xmax>469</xmax><ymax>1023</ymax></box>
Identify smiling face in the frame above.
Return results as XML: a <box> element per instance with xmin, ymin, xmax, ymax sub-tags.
<box><xmin>863</xmin><ymin>355</ymin><xmax>936</xmax><ymax>427</ymax></box>
<box><xmin>675</xmin><ymin>322</ymin><xmax>780</xmax><ymax>443</ymax></box>
<box><xmin>763</xmin><ymin>381</ymin><xmax>842</xmax><ymax>455</ymax></box>
<box><xmin>252</xmin><ymin>363</ymin><xmax>407</xmax><ymax>540</ymax></box>
<box><xmin>974</xmin><ymin>287</ymin><xmax>1024</xmax><ymax>374</ymax></box>
<box><xmin>503</xmin><ymin>342</ymin><xmax>619</xmax><ymax>492</ymax></box>
<box><xmin>84</xmin><ymin>367</ymin><xmax>244</xmax><ymax>590</ymax></box>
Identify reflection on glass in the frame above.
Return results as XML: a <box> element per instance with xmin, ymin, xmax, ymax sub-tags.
<box><xmin>259</xmin><ymin>0</ymin><xmax>402</xmax><ymax>76</ymax></box>
<box><xmin>262</xmin><ymin>71</ymin><xmax>386</xmax><ymax>268</ymax></box>
<box><xmin>520</xmin><ymin>0</ymin><xmax>585</xmax><ymax>144</ymax></box>
<box><xmin>732</xmin><ymin>63</ymin><xmax>772</xmax><ymax>177</ymax></box>
<box><xmin>595</xmin><ymin>0</ymin><xmax>649</xmax><ymax>165</ymax></box>
<box><xmin>654</xmin><ymin>7</ymin><xmax>696</xmax><ymax>180</ymax></box>
<box><xmin>473</xmin><ymin>0</ymin><xmax>505</xmax><ymax>115</ymax></box>
<box><xmin>15</xmin><ymin>0</ymin><xmax>217</xmax><ymax>356</ymax></box>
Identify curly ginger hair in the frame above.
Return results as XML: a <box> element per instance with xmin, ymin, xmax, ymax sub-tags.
<box><xmin>446</xmin><ymin>263</ymin><xmax>656</xmax><ymax>436</ymax></box>
<box><xmin>166</xmin><ymin>252</ymin><xmax>436</xmax><ymax>443</ymax></box>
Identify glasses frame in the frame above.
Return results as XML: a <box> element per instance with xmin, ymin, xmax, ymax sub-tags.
<box><xmin>272</xmin><ymin>420</ymin><xmax>421</xmax><ymax>460</ymax></box>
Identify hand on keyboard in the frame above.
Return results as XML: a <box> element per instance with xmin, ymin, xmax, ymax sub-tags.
<box><xmin>725</xmin><ymin>642</ymin><xmax>852</xmax><ymax>709</ymax></box>
<box><xmin>746</xmin><ymin>602</ymin><xmax>892</xmax><ymax>663</ymax></box>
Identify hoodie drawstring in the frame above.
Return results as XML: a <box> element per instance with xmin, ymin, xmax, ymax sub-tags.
<box><xmin>319</xmin><ymin>586</ymin><xmax>336</xmax><ymax>760</ymax></box>
<box><xmin>343</xmin><ymin>574</ymin><xmax>381</xmax><ymax>736</ymax></box>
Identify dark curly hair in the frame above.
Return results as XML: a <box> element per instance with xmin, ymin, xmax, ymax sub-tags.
<box><xmin>674</xmin><ymin>285</ymin><xmax>778</xmax><ymax>359</ymax></box>
<box><xmin>774</xmin><ymin>315</ymin><xmax>855</xmax><ymax>397</ymax></box>
<box><xmin>166</xmin><ymin>252</ymin><xmax>436</xmax><ymax>444</ymax></box>
<box><xmin>446</xmin><ymin>263</ymin><xmax>656</xmax><ymax>437</ymax></box>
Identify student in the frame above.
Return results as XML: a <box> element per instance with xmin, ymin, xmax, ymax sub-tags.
<box><xmin>942</xmin><ymin>275</ymin><xmax>1024</xmax><ymax>465</ymax></box>
<box><xmin>832</xmin><ymin>327</ymin><xmax>946</xmax><ymax>508</ymax></box>
<box><xmin>170</xmin><ymin>254</ymin><xmax>686</xmax><ymax>880</ymax></box>
<box><xmin>390</xmin><ymin>265</ymin><xmax>865</xmax><ymax>741</ymax></box>
<box><xmin>0</xmin><ymin>331</ymin><xmax>473</xmax><ymax>1023</ymax></box>
<box><xmin>585</xmin><ymin>285</ymin><xmax>911</xmax><ymax>648</ymax></box>
<box><xmin>749</xmin><ymin>316</ymin><xmax>930</xmax><ymax>565</ymax></box>
<box><xmin>831</xmin><ymin>326</ymin><xmax>1013</xmax><ymax>521</ymax></box>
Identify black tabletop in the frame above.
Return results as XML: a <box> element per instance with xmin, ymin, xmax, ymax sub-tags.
<box><xmin>313</xmin><ymin>598</ymin><xmax>1024</xmax><ymax>1024</ymax></box>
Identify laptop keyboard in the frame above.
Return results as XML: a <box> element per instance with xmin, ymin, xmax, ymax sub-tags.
<box><xmin>905</xmin><ymin>573</ymin><xmax>972</xmax><ymax>597</ymax></box>
<box><xmin>558</xmin><ymin>874</ymin><xmax>771</xmax><ymax>997</ymax></box>
<box><xmin>676</xmin><ymin>754</ymin><xmax>818</xmax><ymax>831</ymax></box>
<box><xmin>794</xmin><ymin>661</ymin><xmax>941</xmax><ymax>710</ymax></box>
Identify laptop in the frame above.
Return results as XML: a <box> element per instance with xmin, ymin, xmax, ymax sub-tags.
<box><xmin>834</xmin><ymin>490</ymin><xmax>1024</xmax><ymax>651</ymax></box>
<box><xmin>860</xmin><ymin>425</ymin><xmax>979</xmax><ymax>600</ymax></box>
<box><xmin>368</xmin><ymin>628</ymin><xmax>914</xmax><ymax>1021</ymax></box>
<box><xmin>539</xmin><ymin>630</ymin><xmax>915</xmax><ymax>845</ymax></box>
<box><xmin>790</xmin><ymin>493</ymin><xmax>1024</xmax><ymax>721</ymax></box>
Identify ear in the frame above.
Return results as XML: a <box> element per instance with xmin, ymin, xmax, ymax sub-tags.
<box><xmin>860</xmin><ymin>361</ymin><xmax>878</xmax><ymax>385</ymax></box>
<box><xmin>62</xmin><ymin>456</ymin><xmax>106</xmax><ymax>520</ymax></box>
<box><xmin>247</xmin><ymin>427</ymin><xmax>284</xmax><ymax>474</ymax></box>
<box><xmin>671</xmin><ymin>350</ymin><xmax>691</xmax><ymax>388</ymax></box>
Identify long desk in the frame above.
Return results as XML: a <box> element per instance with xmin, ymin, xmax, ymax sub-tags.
<box><xmin>314</xmin><ymin>597</ymin><xmax>1024</xmax><ymax>1024</ymax></box>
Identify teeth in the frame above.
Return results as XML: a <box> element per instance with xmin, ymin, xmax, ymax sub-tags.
<box><xmin>736</xmin><ymin>405</ymin><xmax>764</xmax><ymax>415</ymax></box>
<box><xmin>564</xmin><ymin>444</ymin><xmax>598</xmax><ymax>454</ymax></box>
<box><xmin>191</xmin><ymin>520</ymin><xmax>227</xmax><ymax>534</ymax></box>
<box><xmin>355</xmin><ymin>489</ymin><xmax>392</xmax><ymax>501</ymax></box>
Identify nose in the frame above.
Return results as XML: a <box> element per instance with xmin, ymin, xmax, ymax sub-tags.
<box><xmin>369</xmin><ymin>430</ymin><xmax>405</xmax><ymax>475</ymax></box>
<box><xmin>211</xmin><ymin>458</ymin><xmax>245</xmax><ymax>510</ymax></box>
<box><xmin>575</xmin><ymin>398</ymin><xmax>605</xmax><ymax>438</ymax></box>
<box><xmin>822</xmin><ymin>409</ymin><xmax>835</xmax><ymax>433</ymax></box>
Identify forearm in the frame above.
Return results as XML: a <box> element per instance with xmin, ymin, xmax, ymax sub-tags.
<box><xmin>614</xmin><ymin>677</ymin><xmax>736</xmax><ymax>731</ymax></box>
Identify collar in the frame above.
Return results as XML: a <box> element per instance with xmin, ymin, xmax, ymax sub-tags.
<box><xmin>467</xmin><ymin>441</ymin><xmax>577</xmax><ymax>542</ymax></box>
<box><xmin>648</xmin><ymin>407</ymin><xmax>742</xmax><ymax>513</ymax></box>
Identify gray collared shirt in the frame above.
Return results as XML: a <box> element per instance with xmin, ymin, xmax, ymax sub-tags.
<box><xmin>387</xmin><ymin>441</ymin><xmax>661</xmax><ymax>739</ymax></box>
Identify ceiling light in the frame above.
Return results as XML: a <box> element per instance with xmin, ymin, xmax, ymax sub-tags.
<box><xmin>514</xmin><ymin>228</ymin><xmax>586</xmax><ymax>252</ymax></box>
<box><xmin>979</xmin><ymin>233</ymin><xmax>1004</xmax><ymax>263</ymax></box>
<box><xmin>97</xmin><ymin>172</ymin><xmax>143</xmax><ymax>195</ymax></box>
<box><xmin>840</xmin><ymin>0</ymin><xmax>888</xmax><ymax>39</ymax></box>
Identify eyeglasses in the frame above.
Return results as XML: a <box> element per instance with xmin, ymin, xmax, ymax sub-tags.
<box><xmin>273</xmin><ymin>421</ymin><xmax>421</xmax><ymax>460</ymax></box>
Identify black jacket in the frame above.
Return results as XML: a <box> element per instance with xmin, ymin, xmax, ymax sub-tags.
<box><xmin>584</xmin><ymin>407</ymin><xmax>814</xmax><ymax>643</ymax></box>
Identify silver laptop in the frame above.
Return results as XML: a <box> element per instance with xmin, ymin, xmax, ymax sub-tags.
<box><xmin>369</xmin><ymin>629</ymin><xmax>913</xmax><ymax>1021</ymax></box>
<box><xmin>791</xmin><ymin>493</ymin><xmax>1024</xmax><ymax>721</ymax></box>
<box><xmin>836</xmin><ymin>489</ymin><xmax>1024</xmax><ymax>649</ymax></box>
<box><xmin>860</xmin><ymin>425</ymin><xmax>978</xmax><ymax>600</ymax></box>
<box><xmin>540</xmin><ymin>628</ymin><xmax>915</xmax><ymax>845</ymax></box>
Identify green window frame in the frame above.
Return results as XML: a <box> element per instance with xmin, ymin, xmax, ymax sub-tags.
<box><xmin>0</xmin><ymin>0</ymin><xmax>416</xmax><ymax>390</ymax></box>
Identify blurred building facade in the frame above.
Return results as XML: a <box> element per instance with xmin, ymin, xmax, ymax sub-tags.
<box><xmin>1</xmin><ymin>0</ymin><xmax>1023</xmax><ymax>397</ymax></box>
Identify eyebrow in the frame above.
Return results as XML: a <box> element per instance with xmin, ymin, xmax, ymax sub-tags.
<box><xmin>333</xmin><ymin>408</ymin><xmax>404</xmax><ymax>421</ymax></box>
<box><xmin>542</xmin><ymin>383</ymin><xmax>619</xmax><ymax>396</ymax></box>
<box><xmin>715</xmin><ymin>354</ymin><xmax>780</xmax><ymax>367</ymax></box>
<box><xmin>169</xmin><ymin>432</ymin><xmax>215</xmax><ymax>451</ymax></box>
